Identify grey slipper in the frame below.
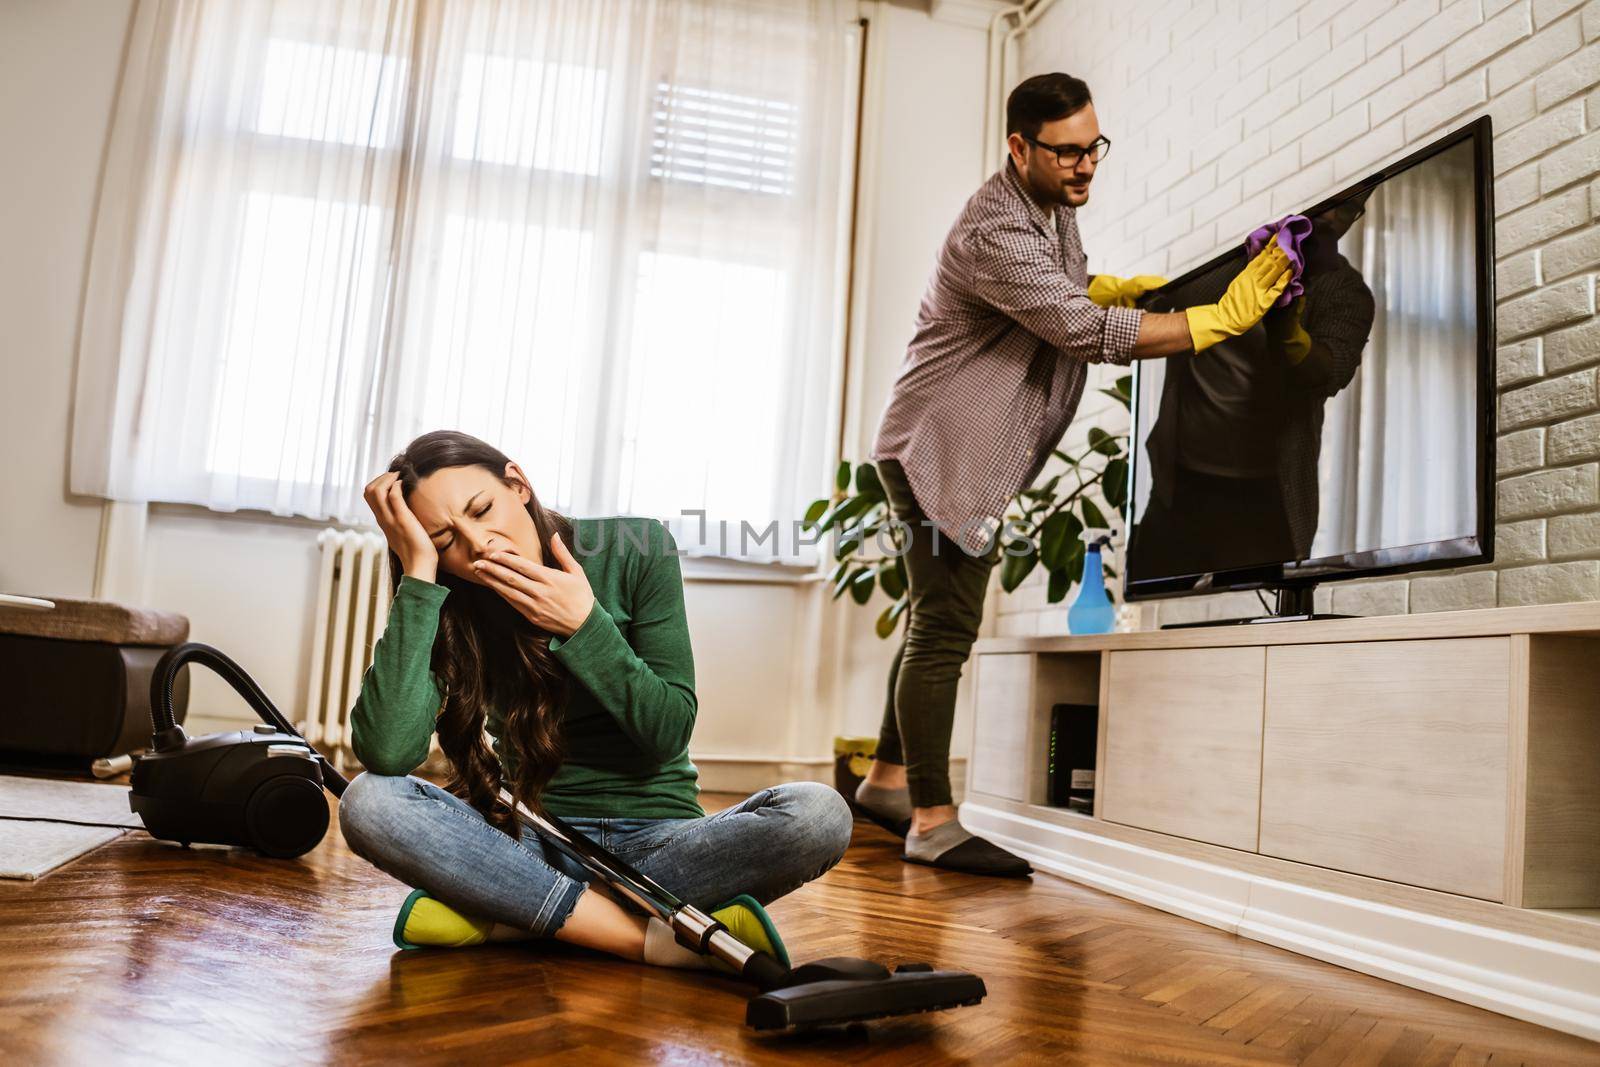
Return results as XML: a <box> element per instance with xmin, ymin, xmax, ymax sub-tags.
<box><xmin>902</xmin><ymin>836</ymin><xmax>1033</xmax><ymax>878</ymax></box>
<box><xmin>902</xmin><ymin>817</ymin><xmax>1032</xmax><ymax>878</ymax></box>
<box><xmin>853</xmin><ymin>781</ymin><xmax>912</xmax><ymax>838</ymax></box>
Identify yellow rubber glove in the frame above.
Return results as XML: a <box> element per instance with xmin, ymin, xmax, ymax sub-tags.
<box><xmin>1264</xmin><ymin>296</ymin><xmax>1312</xmax><ymax>365</ymax></box>
<box><xmin>1184</xmin><ymin>244</ymin><xmax>1294</xmax><ymax>353</ymax></box>
<box><xmin>1087</xmin><ymin>273</ymin><xmax>1169</xmax><ymax>308</ymax></box>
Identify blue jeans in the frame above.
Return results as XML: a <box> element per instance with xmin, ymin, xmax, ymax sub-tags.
<box><xmin>339</xmin><ymin>774</ymin><xmax>855</xmax><ymax>937</ymax></box>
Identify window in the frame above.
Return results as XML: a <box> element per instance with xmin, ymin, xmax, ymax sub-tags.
<box><xmin>254</xmin><ymin>39</ymin><xmax>404</xmax><ymax>148</ymax></box>
<box><xmin>451</xmin><ymin>56</ymin><xmax>607</xmax><ymax>174</ymax></box>
<box><xmin>650</xmin><ymin>82</ymin><xmax>799</xmax><ymax>195</ymax></box>
<box><xmin>74</xmin><ymin>0</ymin><xmax>861</xmax><ymax>563</ymax></box>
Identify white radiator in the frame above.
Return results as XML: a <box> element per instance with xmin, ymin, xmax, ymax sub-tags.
<box><xmin>301</xmin><ymin>529</ymin><xmax>392</xmax><ymax>768</ymax></box>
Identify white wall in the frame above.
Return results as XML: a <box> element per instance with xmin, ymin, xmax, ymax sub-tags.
<box><xmin>0</xmin><ymin>0</ymin><xmax>131</xmax><ymax>600</ymax></box>
<box><xmin>832</xmin><ymin>2</ymin><xmax>999</xmax><ymax>778</ymax></box>
<box><xmin>1</xmin><ymin>0</ymin><xmax>995</xmax><ymax>793</ymax></box>
<box><xmin>994</xmin><ymin>0</ymin><xmax>1600</xmax><ymax>631</ymax></box>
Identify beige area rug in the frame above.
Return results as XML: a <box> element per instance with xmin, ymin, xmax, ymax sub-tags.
<box><xmin>0</xmin><ymin>775</ymin><xmax>144</xmax><ymax>879</ymax></box>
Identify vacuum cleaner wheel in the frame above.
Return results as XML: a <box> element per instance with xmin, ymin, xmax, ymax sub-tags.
<box><xmin>245</xmin><ymin>775</ymin><xmax>330</xmax><ymax>858</ymax></box>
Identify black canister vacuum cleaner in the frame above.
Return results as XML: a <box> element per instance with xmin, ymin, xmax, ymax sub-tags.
<box><xmin>128</xmin><ymin>643</ymin><xmax>987</xmax><ymax>1033</ymax></box>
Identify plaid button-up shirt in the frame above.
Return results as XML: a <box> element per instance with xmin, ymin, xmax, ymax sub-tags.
<box><xmin>872</xmin><ymin>161</ymin><xmax>1144</xmax><ymax>553</ymax></box>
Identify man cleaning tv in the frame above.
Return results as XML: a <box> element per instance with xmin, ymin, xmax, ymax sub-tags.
<box><xmin>853</xmin><ymin>72</ymin><xmax>1295</xmax><ymax>876</ymax></box>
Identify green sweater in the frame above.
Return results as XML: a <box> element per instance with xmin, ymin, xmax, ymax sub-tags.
<box><xmin>349</xmin><ymin>516</ymin><xmax>704</xmax><ymax>819</ymax></box>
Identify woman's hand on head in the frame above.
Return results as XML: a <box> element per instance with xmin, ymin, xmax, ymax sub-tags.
<box><xmin>473</xmin><ymin>533</ymin><xmax>595</xmax><ymax>638</ymax></box>
<box><xmin>364</xmin><ymin>471</ymin><xmax>439</xmax><ymax>583</ymax></box>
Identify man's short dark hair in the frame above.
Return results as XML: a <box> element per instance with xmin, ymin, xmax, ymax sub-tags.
<box><xmin>1006</xmin><ymin>73</ymin><xmax>1093</xmax><ymax>140</ymax></box>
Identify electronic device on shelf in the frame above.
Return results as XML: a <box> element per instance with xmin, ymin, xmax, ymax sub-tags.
<box><xmin>1046</xmin><ymin>703</ymin><xmax>1098</xmax><ymax>811</ymax></box>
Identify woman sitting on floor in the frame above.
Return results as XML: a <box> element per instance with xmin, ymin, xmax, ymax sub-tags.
<box><xmin>339</xmin><ymin>430</ymin><xmax>853</xmax><ymax>969</ymax></box>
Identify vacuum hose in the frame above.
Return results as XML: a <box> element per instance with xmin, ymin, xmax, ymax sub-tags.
<box><xmin>148</xmin><ymin>641</ymin><xmax>349</xmax><ymax>797</ymax></box>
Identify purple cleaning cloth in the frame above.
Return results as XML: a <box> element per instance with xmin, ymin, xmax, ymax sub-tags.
<box><xmin>1245</xmin><ymin>213</ymin><xmax>1313</xmax><ymax>307</ymax></box>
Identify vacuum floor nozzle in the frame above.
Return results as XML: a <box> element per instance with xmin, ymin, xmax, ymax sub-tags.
<box><xmin>745</xmin><ymin>959</ymin><xmax>987</xmax><ymax>1032</ymax></box>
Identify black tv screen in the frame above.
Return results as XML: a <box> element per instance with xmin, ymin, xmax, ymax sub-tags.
<box><xmin>1126</xmin><ymin>117</ymin><xmax>1496</xmax><ymax>605</ymax></box>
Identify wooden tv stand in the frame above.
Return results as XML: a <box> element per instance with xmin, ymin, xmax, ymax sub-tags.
<box><xmin>960</xmin><ymin>601</ymin><xmax>1600</xmax><ymax>1040</ymax></box>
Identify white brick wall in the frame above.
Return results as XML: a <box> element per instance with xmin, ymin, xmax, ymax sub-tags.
<box><xmin>992</xmin><ymin>0</ymin><xmax>1600</xmax><ymax>634</ymax></box>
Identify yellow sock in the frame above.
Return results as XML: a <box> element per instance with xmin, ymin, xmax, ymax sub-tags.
<box><xmin>393</xmin><ymin>888</ymin><xmax>789</xmax><ymax>968</ymax></box>
<box><xmin>394</xmin><ymin>890</ymin><xmax>523</xmax><ymax>949</ymax></box>
<box><xmin>711</xmin><ymin>894</ymin><xmax>789</xmax><ymax>967</ymax></box>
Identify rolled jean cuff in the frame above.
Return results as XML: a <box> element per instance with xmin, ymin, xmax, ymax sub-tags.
<box><xmin>532</xmin><ymin>871</ymin><xmax>587</xmax><ymax>936</ymax></box>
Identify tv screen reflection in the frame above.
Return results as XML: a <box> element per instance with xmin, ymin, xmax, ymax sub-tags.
<box><xmin>1129</xmin><ymin>136</ymin><xmax>1481</xmax><ymax>584</ymax></box>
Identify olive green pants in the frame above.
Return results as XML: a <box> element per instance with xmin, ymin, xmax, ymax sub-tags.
<box><xmin>874</xmin><ymin>458</ymin><xmax>998</xmax><ymax>808</ymax></box>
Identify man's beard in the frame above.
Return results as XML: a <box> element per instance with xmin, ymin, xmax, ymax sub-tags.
<box><xmin>1026</xmin><ymin>164</ymin><xmax>1084</xmax><ymax>207</ymax></box>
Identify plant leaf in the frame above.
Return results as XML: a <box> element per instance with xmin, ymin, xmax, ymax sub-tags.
<box><xmin>819</xmin><ymin>493</ymin><xmax>872</xmax><ymax>535</ymax></box>
<box><xmin>837</xmin><ymin>494</ymin><xmax>873</xmax><ymax>526</ymax></box>
<box><xmin>1080</xmin><ymin>496</ymin><xmax>1107</xmax><ymax>530</ymax></box>
<box><xmin>1102</xmin><ymin>458</ymin><xmax>1128</xmax><ymax>511</ymax></box>
<box><xmin>832</xmin><ymin>566</ymin><xmax>858</xmax><ymax>599</ymax></box>
<box><xmin>999</xmin><ymin>544</ymin><xmax>1038</xmax><ymax>592</ymax></box>
<box><xmin>835</xmin><ymin>535</ymin><xmax>862</xmax><ymax>560</ymax></box>
<box><xmin>1087</xmin><ymin>427</ymin><xmax>1121</xmax><ymax>456</ymax></box>
<box><xmin>802</xmin><ymin>498</ymin><xmax>829</xmax><ymax>529</ymax></box>
<box><xmin>1021</xmin><ymin>473</ymin><xmax>1061</xmax><ymax>500</ymax></box>
<box><xmin>1047</xmin><ymin>566</ymin><xmax>1072</xmax><ymax>604</ymax></box>
<box><xmin>850</xmin><ymin>568</ymin><xmax>876</xmax><ymax>605</ymax></box>
<box><xmin>877</xmin><ymin>558</ymin><xmax>906</xmax><ymax>600</ymax></box>
<box><xmin>1039</xmin><ymin>510</ymin><xmax>1076</xmax><ymax>570</ymax></box>
<box><xmin>835</xmin><ymin>460</ymin><xmax>851</xmax><ymax>492</ymax></box>
<box><xmin>1098</xmin><ymin>373</ymin><xmax>1133</xmax><ymax>410</ymax></box>
<box><xmin>1066</xmin><ymin>509</ymin><xmax>1085</xmax><ymax>546</ymax></box>
<box><xmin>875</xmin><ymin>595</ymin><xmax>908</xmax><ymax>639</ymax></box>
<box><xmin>855</xmin><ymin>501</ymin><xmax>887</xmax><ymax>538</ymax></box>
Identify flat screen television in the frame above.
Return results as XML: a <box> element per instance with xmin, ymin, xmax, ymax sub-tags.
<box><xmin>1126</xmin><ymin>117</ymin><xmax>1496</xmax><ymax>621</ymax></box>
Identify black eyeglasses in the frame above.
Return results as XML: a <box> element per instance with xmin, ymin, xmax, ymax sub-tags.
<box><xmin>1023</xmin><ymin>134</ymin><xmax>1111</xmax><ymax>168</ymax></box>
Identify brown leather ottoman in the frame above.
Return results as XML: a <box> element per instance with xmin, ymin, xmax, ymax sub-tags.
<box><xmin>0</xmin><ymin>598</ymin><xmax>190</xmax><ymax>766</ymax></box>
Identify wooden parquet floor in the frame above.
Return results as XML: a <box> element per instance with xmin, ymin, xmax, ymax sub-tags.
<box><xmin>2</xmin><ymin>790</ymin><xmax>1597</xmax><ymax>1066</ymax></box>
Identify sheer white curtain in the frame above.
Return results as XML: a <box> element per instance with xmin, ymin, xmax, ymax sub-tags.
<box><xmin>72</xmin><ymin>0</ymin><xmax>858</xmax><ymax>558</ymax></box>
<box><xmin>1311</xmin><ymin>140</ymin><xmax>1479</xmax><ymax>559</ymax></box>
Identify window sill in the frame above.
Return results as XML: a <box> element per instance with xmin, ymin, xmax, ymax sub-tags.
<box><xmin>680</xmin><ymin>556</ymin><xmax>824</xmax><ymax>585</ymax></box>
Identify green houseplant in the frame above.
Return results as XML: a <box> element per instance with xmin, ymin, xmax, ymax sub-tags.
<box><xmin>804</xmin><ymin>374</ymin><xmax>1133</xmax><ymax>638</ymax></box>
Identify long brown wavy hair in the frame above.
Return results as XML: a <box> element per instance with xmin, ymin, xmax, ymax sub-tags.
<box><xmin>384</xmin><ymin>430</ymin><xmax>571</xmax><ymax>837</ymax></box>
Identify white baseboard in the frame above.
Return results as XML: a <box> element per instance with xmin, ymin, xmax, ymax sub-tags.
<box><xmin>690</xmin><ymin>754</ymin><xmax>833</xmax><ymax>793</ymax></box>
<box><xmin>961</xmin><ymin>800</ymin><xmax>1600</xmax><ymax>1043</ymax></box>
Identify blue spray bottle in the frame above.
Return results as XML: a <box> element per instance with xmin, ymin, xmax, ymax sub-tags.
<box><xmin>1068</xmin><ymin>529</ymin><xmax>1115</xmax><ymax>635</ymax></box>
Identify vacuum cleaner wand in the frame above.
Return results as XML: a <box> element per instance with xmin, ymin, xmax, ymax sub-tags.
<box><xmin>499</xmin><ymin>788</ymin><xmax>782</xmax><ymax>987</ymax></box>
<box><xmin>497</xmin><ymin>787</ymin><xmax>987</xmax><ymax>1030</ymax></box>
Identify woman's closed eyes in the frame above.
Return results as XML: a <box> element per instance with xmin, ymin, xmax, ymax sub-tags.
<box><xmin>433</xmin><ymin>501</ymin><xmax>493</xmax><ymax>553</ymax></box>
